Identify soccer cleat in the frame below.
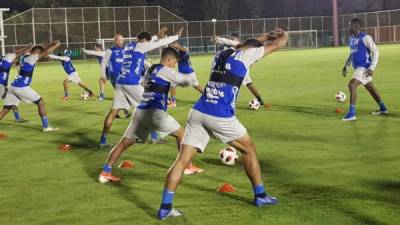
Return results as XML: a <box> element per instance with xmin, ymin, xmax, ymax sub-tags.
<box><xmin>15</xmin><ymin>118</ymin><xmax>29</xmax><ymax>123</ymax></box>
<box><xmin>42</xmin><ymin>126</ymin><xmax>59</xmax><ymax>132</ymax></box>
<box><xmin>253</xmin><ymin>195</ymin><xmax>278</xmax><ymax>207</ymax></box>
<box><xmin>184</xmin><ymin>164</ymin><xmax>204</xmax><ymax>175</ymax></box>
<box><xmin>157</xmin><ymin>208</ymin><xmax>183</xmax><ymax>220</ymax></box>
<box><xmin>60</xmin><ymin>96</ymin><xmax>69</xmax><ymax>101</ymax></box>
<box><xmin>98</xmin><ymin>171</ymin><xmax>121</xmax><ymax>184</ymax></box>
<box><xmin>372</xmin><ymin>110</ymin><xmax>389</xmax><ymax>115</ymax></box>
<box><xmin>99</xmin><ymin>142</ymin><xmax>114</xmax><ymax>149</ymax></box>
<box><xmin>98</xmin><ymin>96</ymin><xmax>105</xmax><ymax>101</ymax></box>
<box><xmin>151</xmin><ymin>139</ymin><xmax>167</xmax><ymax>144</ymax></box>
<box><xmin>342</xmin><ymin>112</ymin><xmax>356</xmax><ymax>121</ymax></box>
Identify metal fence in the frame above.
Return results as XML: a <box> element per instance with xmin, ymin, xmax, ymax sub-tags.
<box><xmin>3</xmin><ymin>6</ymin><xmax>400</xmax><ymax>57</ymax></box>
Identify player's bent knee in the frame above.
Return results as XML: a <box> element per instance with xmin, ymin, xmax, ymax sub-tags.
<box><xmin>33</xmin><ymin>98</ymin><xmax>43</xmax><ymax>105</ymax></box>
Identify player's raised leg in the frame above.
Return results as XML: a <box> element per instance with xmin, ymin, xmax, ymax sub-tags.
<box><xmin>365</xmin><ymin>82</ymin><xmax>388</xmax><ymax>115</ymax></box>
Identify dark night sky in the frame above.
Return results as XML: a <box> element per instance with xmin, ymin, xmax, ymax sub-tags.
<box><xmin>1</xmin><ymin>0</ymin><xmax>400</xmax><ymax>20</ymax></box>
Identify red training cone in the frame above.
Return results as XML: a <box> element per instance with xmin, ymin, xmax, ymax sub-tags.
<box><xmin>217</xmin><ymin>183</ymin><xmax>237</xmax><ymax>193</ymax></box>
<box><xmin>58</xmin><ymin>144</ymin><xmax>71</xmax><ymax>151</ymax></box>
<box><xmin>119</xmin><ymin>160</ymin><xmax>135</xmax><ymax>169</ymax></box>
<box><xmin>0</xmin><ymin>132</ymin><xmax>7</xmax><ymax>140</ymax></box>
<box><xmin>335</xmin><ymin>108</ymin><xmax>345</xmax><ymax>114</ymax></box>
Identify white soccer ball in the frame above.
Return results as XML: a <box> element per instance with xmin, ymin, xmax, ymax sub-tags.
<box><xmin>219</xmin><ymin>147</ymin><xmax>239</xmax><ymax>166</ymax></box>
<box><xmin>80</xmin><ymin>92</ymin><xmax>89</xmax><ymax>100</ymax></box>
<box><xmin>248</xmin><ymin>98</ymin><xmax>260</xmax><ymax>110</ymax></box>
<box><xmin>335</xmin><ymin>91</ymin><xmax>346</xmax><ymax>103</ymax></box>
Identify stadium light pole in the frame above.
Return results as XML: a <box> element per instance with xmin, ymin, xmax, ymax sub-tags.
<box><xmin>0</xmin><ymin>8</ymin><xmax>9</xmax><ymax>56</ymax></box>
<box><xmin>332</xmin><ymin>0</ymin><xmax>339</xmax><ymax>47</ymax></box>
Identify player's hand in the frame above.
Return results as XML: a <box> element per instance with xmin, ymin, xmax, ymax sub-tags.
<box><xmin>341</xmin><ymin>66</ymin><xmax>347</xmax><ymax>77</ymax></box>
<box><xmin>176</xmin><ymin>27</ymin><xmax>184</xmax><ymax>37</ymax></box>
<box><xmin>366</xmin><ymin>69</ymin><xmax>374</xmax><ymax>77</ymax></box>
<box><xmin>158</xmin><ymin>27</ymin><xmax>168</xmax><ymax>38</ymax></box>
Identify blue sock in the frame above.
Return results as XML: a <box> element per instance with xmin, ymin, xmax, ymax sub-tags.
<box><xmin>171</xmin><ymin>97</ymin><xmax>176</xmax><ymax>103</ymax></box>
<box><xmin>379</xmin><ymin>101</ymin><xmax>387</xmax><ymax>111</ymax></box>
<box><xmin>102</xmin><ymin>164</ymin><xmax>112</xmax><ymax>173</ymax></box>
<box><xmin>41</xmin><ymin>117</ymin><xmax>49</xmax><ymax>128</ymax></box>
<box><xmin>253</xmin><ymin>183</ymin><xmax>267</xmax><ymax>198</ymax></box>
<box><xmin>100</xmin><ymin>134</ymin><xmax>107</xmax><ymax>144</ymax></box>
<box><xmin>349</xmin><ymin>105</ymin><xmax>356</xmax><ymax>114</ymax></box>
<box><xmin>151</xmin><ymin>131</ymin><xmax>158</xmax><ymax>140</ymax></box>
<box><xmin>160</xmin><ymin>188</ymin><xmax>175</xmax><ymax>210</ymax></box>
<box><xmin>13</xmin><ymin>111</ymin><xmax>21</xmax><ymax>121</ymax></box>
<box><xmin>64</xmin><ymin>91</ymin><xmax>68</xmax><ymax>97</ymax></box>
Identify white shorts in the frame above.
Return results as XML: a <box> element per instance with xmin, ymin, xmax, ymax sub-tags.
<box><xmin>112</xmin><ymin>84</ymin><xmax>144</xmax><ymax>109</ymax></box>
<box><xmin>123</xmin><ymin>108</ymin><xmax>181</xmax><ymax>141</ymax></box>
<box><xmin>182</xmin><ymin>109</ymin><xmax>247</xmax><ymax>152</ymax></box>
<box><xmin>179</xmin><ymin>72</ymin><xmax>199</xmax><ymax>87</ymax></box>
<box><xmin>67</xmin><ymin>72</ymin><xmax>82</xmax><ymax>84</ymax></box>
<box><xmin>352</xmin><ymin>67</ymin><xmax>373</xmax><ymax>85</ymax></box>
<box><xmin>0</xmin><ymin>84</ymin><xmax>6</xmax><ymax>99</ymax></box>
<box><xmin>3</xmin><ymin>86</ymin><xmax>41</xmax><ymax>106</ymax></box>
<box><xmin>242</xmin><ymin>73</ymin><xmax>252</xmax><ymax>86</ymax></box>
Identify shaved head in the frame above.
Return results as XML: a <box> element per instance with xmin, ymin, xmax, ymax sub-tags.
<box><xmin>114</xmin><ymin>34</ymin><xmax>124</xmax><ymax>47</ymax></box>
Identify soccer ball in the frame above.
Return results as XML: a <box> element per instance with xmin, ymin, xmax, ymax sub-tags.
<box><xmin>335</xmin><ymin>91</ymin><xmax>346</xmax><ymax>103</ymax></box>
<box><xmin>248</xmin><ymin>99</ymin><xmax>260</xmax><ymax>110</ymax></box>
<box><xmin>219</xmin><ymin>147</ymin><xmax>239</xmax><ymax>166</ymax></box>
<box><xmin>80</xmin><ymin>92</ymin><xmax>89</xmax><ymax>100</ymax></box>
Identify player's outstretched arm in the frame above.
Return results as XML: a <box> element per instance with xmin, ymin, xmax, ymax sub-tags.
<box><xmin>15</xmin><ymin>44</ymin><xmax>32</xmax><ymax>58</ymax></box>
<box><xmin>39</xmin><ymin>40</ymin><xmax>60</xmax><ymax>58</ymax></box>
<box><xmin>138</xmin><ymin>27</ymin><xmax>184</xmax><ymax>53</ymax></box>
<box><xmin>157</xmin><ymin>27</ymin><xmax>168</xmax><ymax>39</ymax></box>
<box><xmin>213</xmin><ymin>36</ymin><xmax>240</xmax><ymax>48</ymax></box>
<box><xmin>81</xmin><ymin>48</ymin><xmax>106</xmax><ymax>57</ymax></box>
<box><xmin>48</xmin><ymin>54</ymin><xmax>69</xmax><ymax>62</ymax></box>
<box><xmin>263</xmin><ymin>29</ymin><xmax>288</xmax><ymax>57</ymax></box>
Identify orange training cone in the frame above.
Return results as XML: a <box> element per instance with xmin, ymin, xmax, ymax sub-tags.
<box><xmin>335</xmin><ymin>108</ymin><xmax>345</xmax><ymax>114</ymax></box>
<box><xmin>119</xmin><ymin>160</ymin><xmax>135</xmax><ymax>169</ymax></box>
<box><xmin>217</xmin><ymin>183</ymin><xmax>237</xmax><ymax>193</ymax></box>
<box><xmin>58</xmin><ymin>144</ymin><xmax>71</xmax><ymax>151</ymax></box>
<box><xmin>264</xmin><ymin>103</ymin><xmax>272</xmax><ymax>109</ymax></box>
<box><xmin>0</xmin><ymin>132</ymin><xmax>7</xmax><ymax>140</ymax></box>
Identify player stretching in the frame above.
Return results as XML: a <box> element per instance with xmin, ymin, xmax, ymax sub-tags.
<box><xmin>213</xmin><ymin>33</ymin><xmax>267</xmax><ymax>106</ymax></box>
<box><xmin>167</xmin><ymin>41</ymin><xmax>203</xmax><ymax>108</ymax></box>
<box><xmin>0</xmin><ymin>46</ymin><xmax>31</xmax><ymax>123</ymax></box>
<box><xmin>98</xmin><ymin>27</ymin><xmax>176</xmax><ymax>149</ymax></box>
<box><xmin>0</xmin><ymin>41</ymin><xmax>61</xmax><ymax>132</ymax></box>
<box><xmin>98</xmin><ymin>47</ymin><xmax>204</xmax><ymax>184</ymax></box>
<box><xmin>342</xmin><ymin>18</ymin><xmax>388</xmax><ymax>121</ymax></box>
<box><xmin>82</xmin><ymin>44</ymin><xmax>107</xmax><ymax>100</ymax></box>
<box><xmin>157</xmin><ymin>29</ymin><xmax>288</xmax><ymax>220</ymax></box>
<box><xmin>48</xmin><ymin>53</ymin><xmax>95</xmax><ymax>100</ymax></box>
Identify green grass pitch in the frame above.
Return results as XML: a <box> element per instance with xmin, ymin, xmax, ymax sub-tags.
<box><xmin>0</xmin><ymin>45</ymin><xmax>399</xmax><ymax>225</ymax></box>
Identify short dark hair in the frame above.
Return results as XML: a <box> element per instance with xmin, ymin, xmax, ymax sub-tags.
<box><xmin>31</xmin><ymin>45</ymin><xmax>44</xmax><ymax>52</ymax></box>
<box><xmin>137</xmin><ymin>31</ymin><xmax>152</xmax><ymax>41</ymax></box>
<box><xmin>241</xmin><ymin>39</ymin><xmax>263</xmax><ymax>48</ymax></box>
<box><xmin>94</xmin><ymin>43</ymin><xmax>103</xmax><ymax>49</ymax></box>
<box><xmin>161</xmin><ymin>47</ymin><xmax>180</xmax><ymax>61</ymax></box>
<box><xmin>230</xmin><ymin>33</ymin><xmax>240</xmax><ymax>39</ymax></box>
<box><xmin>351</xmin><ymin>18</ymin><xmax>363</xmax><ymax>26</ymax></box>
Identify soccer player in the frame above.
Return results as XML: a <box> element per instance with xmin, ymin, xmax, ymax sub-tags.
<box><xmin>82</xmin><ymin>44</ymin><xmax>107</xmax><ymax>100</ymax></box>
<box><xmin>0</xmin><ymin>41</ymin><xmax>61</xmax><ymax>132</ymax></box>
<box><xmin>0</xmin><ymin>46</ymin><xmax>32</xmax><ymax>123</ymax></box>
<box><xmin>341</xmin><ymin>18</ymin><xmax>388</xmax><ymax>121</ymax></box>
<box><xmin>100</xmin><ymin>34</ymin><xmax>125</xmax><ymax>89</ymax></box>
<box><xmin>157</xmin><ymin>29</ymin><xmax>288</xmax><ymax>220</ymax></box>
<box><xmin>98</xmin><ymin>47</ymin><xmax>203</xmax><ymax>184</ymax></box>
<box><xmin>98</xmin><ymin>27</ymin><xmax>178</xmax><ymax>149</ymax></box>
<box><xmin>167</xmin><ymin>41</ymin><xmax>203</xmax><ymax>108</ymax></box>
<box><xmin>213</xmin><ymin>33</ymin><xmax>267</xmax><ymax>106</ymax></box>
<box><xmin>48</xmin><ymin>52</ymin><xmax>95</xmax><ymax>100</ymax></box>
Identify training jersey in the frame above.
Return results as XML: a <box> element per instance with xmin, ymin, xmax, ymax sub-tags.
<box><xmin>49</xmin><ymin>54</ymin><xmax>76</xmax><ymax>75</ymax></box>
<box><xmin>117</xmin><ymin>35</ymin><xmax>179</xmax><ymax>85</ymax></box>
<box><xmin>0</xmin><ymin>53</ymin><xmax>16</xmax><ymax>86</ymax></box>
<box><xmin>12</xmin><ymin>54</ymin><xmax>40</xmax><ymax>87</ymax></box>
<box><xmin>193</xmin><ymin>47</ymin><xmax>264</xmax><ymax>118</ymax></box>
<box><xmin>138</xmin><ymin>64</ymin><xmax>195</xmax><ymax>111</ymax></box>
<box><xmin>178</xmin><ymin>50</ymin><xmax>194</xmax><ymax>74</ymax></box>
<box><xmin>349</xmin><ymin>32</ymin><xmax>379</xmax><ymax>71</ymax></box>
<box><xmin>101</xmin><ymin>46</ymin><xmax>124</xmax><ymax>80</ymax></box>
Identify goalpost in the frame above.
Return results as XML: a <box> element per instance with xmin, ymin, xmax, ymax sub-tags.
<box><xmin>286</xmin><ymin>30</ymin><xmax>318</xmax><ymax>48</ymax></box>
<box><xmin>0</xmin><ymin>8</ymin><xmax>9</xmax><ymax>56</ymax></box>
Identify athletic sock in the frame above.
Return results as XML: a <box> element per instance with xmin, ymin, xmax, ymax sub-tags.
<box><xmin>100</xmin><ymin>92</ymin><xmax>105</xmax><ymax>98</ymax></box>
<box><xmin>13</xmin><ymin>111</ymin><xmax>21</xmax><ymax>121</ymax></box>
<box><xmin>253</xmin><ymin>183</ymin><xmax>267</xmax><ymax>198</ymax></box>
<box><xmin>41</xmin><ymin>117</ymin><xmax>49</xmax><ymax>128</ymax></box>
<box><xmin>171</xmin><ymin>97</ymin><xmax>176</xmax><ymax>103</ymax></box>
<box><xmin>102</xmin><ymin>164</ymin><xmax>112</xmax><ymax>173</ymax></box>
<box><xmin>150</xmin><ymin>131</ymin><xmax>158</xmax><ymax>140</ymax></box>
<box><xmin>100</xmin><ymin>134</ymin><xmax>107</xmax><ymax>144</ymax></box>
<box><xmin>160</xmin><ymin>188</ymin><xmax>175</xmax><ymax>210</ymax></box>
<box><xmin>349</xmin><ymin>104</ymin><xmax>356</xmax><ymax>115</ymax></box>
<box><xmin>378</xmin><ymin>101</ymin><xmax>387</xmax><ymax>111</ymax></box>
<box><xmin>64</xmin><ymin>91</ymin><xmax>68</xmax><ymax>97</ymax></box>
